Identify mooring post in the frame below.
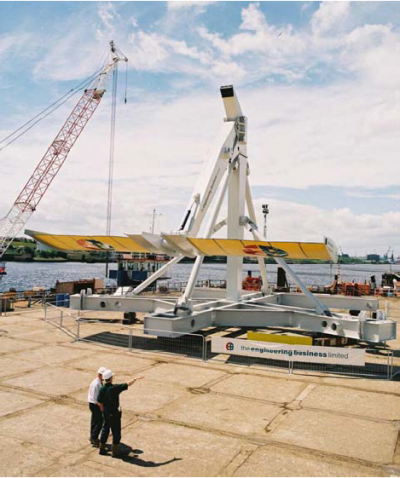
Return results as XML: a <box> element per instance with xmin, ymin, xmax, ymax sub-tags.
<box><xmin>128</xmin><ymin>328</ymin><xmax>133</xmax><ymax>352</ymax></box>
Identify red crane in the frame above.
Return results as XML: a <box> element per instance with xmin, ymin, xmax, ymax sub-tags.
<box><xmin>0</xmin><ymin>42</ymin><xmax>128</xmax><ymax>265</ymax></box>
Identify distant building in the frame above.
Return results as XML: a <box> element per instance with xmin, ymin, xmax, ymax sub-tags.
<box><xmin>366</xmin><ymin>254</ymin><xmax>380</xmax><ymax>262</ymax></box>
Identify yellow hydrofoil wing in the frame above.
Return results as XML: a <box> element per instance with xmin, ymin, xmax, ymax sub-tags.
<box><xmin>26</xmin><ymin>230</ymin><xmax>338</xmax><ymax>262</ymax></box>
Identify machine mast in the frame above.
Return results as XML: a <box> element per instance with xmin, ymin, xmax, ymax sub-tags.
<box><xmin>0</xmin><ymin>42</ymin><xmax>128</xmax><ymax>262</ymax></box>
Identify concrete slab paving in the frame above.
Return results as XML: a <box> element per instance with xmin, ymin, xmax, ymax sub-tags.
<box><xmin>211</xmin><ymin>373</ymin><xmax>307</xmax><ymax>404</ymax></box>
<box><xmin>63</xmin><ymin>340</ymin><xmax>113</xmax><ymax>352</ymax></box>
<box><xmin>1</xmin><ymin>308</ymin><xmax>400</xmax><ymax>477</ymax></box>
<box><xmin>0</xmin><ymin>437</ymin><xmax>62</xmax><ymax>477</ymax></box>
<box><xmin>71</xmin><ymin>377</ymin><xmax>192</xmax><ymax>415</ymax></box>
<box><xmin>90</xmin><ymin>420</ymin><xmax>245</xmax><ymax>477</ymax></box>
<box><xmin>0</xmin><ymin>389</ymin><xmax>44</xmax><ymax>418</ymax></box>
<box><xmin>65</xmin><ymin>350</ymin><xmax>155</xmax><ymax>374</ymax></box>
<box><xmin>3</xmin><ymin>366</ymin><xmax>95</xmax><ymax>397</ymax></box>
<box><xmin>161</xmin><ymin>392</ymin><xmax>282</xmax><ymax>437</ymax></box>
<box><xmin>0</xmin><ymin>337</ymin><xmax>41</xmax><ymax>353</ymax></box>
<box><xmin>0</xmin><ymin>315</ymin><xmax>43</xmax><ymax>325</ymax></box>
<box><xmin>0</xmin><ymin>356</ymin><xmax>45</xmax><ymax>379</ymax></box>
<box><xmin>320</xmin><ymin>376</ymin><xmax>400</xmax><ymax>394</ymax></box>
<box><xmin>138</xmin><ymin>362</ymin><xmax>228</xmax><ymax>388</ymax></box>
<box><xmin>0</xmin><ymin>402</ymin><xmax>92</xmax><ymax>453</ymax></box>
<box><xmin>271</xmin><ymin>409</ymin><xmax>397</xmax><ymax>464</ymax></box>
<box><xmin>50</xmin><ymin>461</ymin><xmax>135</xmax><ymax>477</ymax></box>
<box><xmin>119</xmin><ymin>379</ymin><xmax>194</xmax><ymax>414</ymax></box>
<box><xmin>0</xmin><ymin>322</ymin><xmax>49</xmax><ymax>337</ymax></box>
<box><xmin>9</xmin><ymin>344</ymin><xmax>97</xmax><ymax>366</ymax></box>
<box><xmin>234</xmin><ymin>444</ymin><xmax>389</xmax><ymax>477</ymax></box>
<box><xmin>12</xmin><ymin>328</ymin><xmax>74</xmax><ymax>344</ymax></box>
<box><xmin>302</xmin><ymin>384</ymin><xmax>400</xmax><ymax>421</ymax></box>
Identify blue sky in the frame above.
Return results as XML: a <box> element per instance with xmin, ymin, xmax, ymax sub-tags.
<box><xmin>1</xmin><ymin>1</ymin><xmax>400</xmax><ymax>255</ymax></box>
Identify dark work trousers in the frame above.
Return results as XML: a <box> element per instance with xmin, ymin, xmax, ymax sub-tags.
<box><xmin>89</xmin><ymin>403</ymin><xmax>103</xmax><ymax>440</ymax></box>
<box><xmin>100</xmin><ymin>411</ymin><xmax>122</xmax><ymax>444</ymax></box>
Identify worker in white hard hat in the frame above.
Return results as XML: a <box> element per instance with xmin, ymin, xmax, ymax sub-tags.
<box><xmin>87</xmin><ymin>366</ymin><xmax>107</xmax><ymax>447</ymax></box>
<box><xmin>97</xmin><ymin>369</ymin><xmax>143</xmax><ymax>457</ymax></box>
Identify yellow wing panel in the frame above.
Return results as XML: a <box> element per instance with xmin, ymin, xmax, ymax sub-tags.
<box><xmin>188</xmin><ymin>238</ymin><xmax>332</xmax><ymax>261</ymax></box>
<box><xmin>187</xmin><ymin>238</ymin><xmax>225</xmax><ymax>256</ymax></box>
<box><xmin>27</xmin><ymin>232</ymin><xmax>149</xmax><ymax>253</ymax></box>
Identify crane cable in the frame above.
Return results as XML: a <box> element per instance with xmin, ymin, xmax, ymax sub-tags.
<box><xmin>0</xmin><ymin>64</ymin><xmax>107</xmax><ymax>152</ymax></box>
<box><xmin>104</xmin><ymin>49</ymin><xmax>129</xmax><ymax>276</ymax></box>
<box><xmin>105</xmin><ymin>62</ymin><xmax>118</xmax><ymax>277</ymax></box>
<box><xmin>106</xmin><ymin>65</ymin><xmax>118</xmax><ymax>237</ymax></box>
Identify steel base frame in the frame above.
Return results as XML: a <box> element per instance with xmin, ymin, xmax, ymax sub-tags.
<box><xmin>70</xmin><ymin>290</ymin><xmax>396</xmax><ymax>343</ymax></box>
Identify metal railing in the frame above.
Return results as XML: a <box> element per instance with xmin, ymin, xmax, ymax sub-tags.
<box><xmin>204</xmin><ymin>337</ymin><xmax>397</xmax><ymax>380</ymax></box>
<box><xmin>0</xmin><ymin>289</ymin><xmax>53</xmax><ymax>315</ymax></box>
<box><xmin>44</xmin><ymin>301</ymin><xmax>78</xmax><ymax>338</ymax></box>
<box><xmin>75</xmin><ymin>317</ymin><xmax>206</xmax><ymax>361</ymax></box>
<box><xmin>14</xmin><ymin>300</ymin><xmax>397</xmax><ymax>380</ymax></box>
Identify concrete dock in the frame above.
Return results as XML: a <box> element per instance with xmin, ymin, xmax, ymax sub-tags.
<box><xmin>0</xmin><ymin>307</ymin><xmax>399</xmax><ymax>477</ymax></box>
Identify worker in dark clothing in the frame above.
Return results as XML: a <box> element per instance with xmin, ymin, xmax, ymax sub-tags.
<box><xmin>98</xmin><ymin>369</ymin><xmax>143</xmax><ymax>457</ymax></box>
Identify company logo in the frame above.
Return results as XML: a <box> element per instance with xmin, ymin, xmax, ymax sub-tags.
<box><xmin>76</xmin><ymin>239</ymin><xmax>115</xmax><ymax>251</ymax></box>
<box><xmin>242</xmin><ymin>244</ymin><xmax>288</xmax><ymax>258</ymax></box>
<box><xmin>226</xmin><ymin>342</ymin><xmax>234</xmax><ymax>351</ymax></box>
<box><xmin>258</xmin><ymin>245</ymin><xmax>288</xmax><ymax>258</ymax></box>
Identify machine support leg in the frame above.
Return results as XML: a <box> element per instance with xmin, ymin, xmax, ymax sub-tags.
<box><xmin>245</xmin><ymin>177</ymin><xmax>269</xmax><ymax>292</ymax></box>
<box><xmin>227</xmin><ymin>157</ymin><xmax>247</xmax><ymax>301</ymax></box>
<box><xmin>247</xmin><ymin>219</ymin><xmax>331</xmax><ymax>316</ymax></box>
<box><xmin>275</xmin><ymin>257</ymin><xmax>331</xmax><ymax>316</ymax></box>
<box><xmin>176</xmin><ymin>169</ymin><xmax>231</xmax><ymax>308</ymax></box>
<box><xmin>132</xmin><ymin>255</ymin><xmax>184</xmax><ymax>295</ymax></box>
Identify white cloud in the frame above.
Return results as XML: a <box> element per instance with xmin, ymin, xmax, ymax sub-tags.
<box><xmin>2</xmin><ymin>80</ymin><xmax>400</xmax><ymax>255</ymax></box>
<box><xmin>167</xmin><ymin>1</ymin><xmax>213</xmax><ymax>12</ymax></box>
<box><xmin>98</xmin><ymin>2</ymin><xmax>118</xmax><ymax>30</ymax></box>
<box><xmin>311</xmin><ymin>1</ymin><xmax>350</xmax><ymax>36</ymax></box>
<box><xmin>240</xmin><ymin>2</ymin><xmax>266</xmax><ymax>31</ymax></box>
<box><xmin>252</xmin><ymin>198</ymin><xmax>400</xmax><ymax>255</ymax></box>
<box><xmin>2</xmin><ymin>1</ymin><xmax>400</xmax><ymax>255</ymax></box>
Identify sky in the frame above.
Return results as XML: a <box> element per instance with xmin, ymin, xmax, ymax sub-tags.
<box><xmin>1</xmin><ymin>1</ymin><xmax>400</xmax><ymax>256</ymax></box>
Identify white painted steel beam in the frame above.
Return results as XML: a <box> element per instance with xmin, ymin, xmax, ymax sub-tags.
<box><xmin>69</xmin><ymin>84</ymin><xmax>397</xmax><ymax>346</ymax></box>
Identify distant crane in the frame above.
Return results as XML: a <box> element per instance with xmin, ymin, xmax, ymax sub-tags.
<box><xmin>262</xmin><ymin>204</ymin><xmax>269</xmax><ymax>239</ymax></box>
<box><xmin>149</xmin><ymin>209</ymin><xmax>163</xmax><ymax>234</ymax></box>
<box><xmin>0</xmin><ymin>42</ymin><xmax>128</xmax><ymax>274</ymax></box>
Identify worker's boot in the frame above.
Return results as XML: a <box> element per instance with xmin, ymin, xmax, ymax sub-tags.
<box><xmin>99</xmin><ymin>442</ymin><xmax>107</xmax><ymax>455</ymax></box>
<box><xmin>112</xmin><ymin>444</ymin><xmax>120</xmax><ymax>458</ymax></box>
<box><xmin>91</xmin><ymin>438</ymin><xmax>99</xmax><ymax>447</ymax></box>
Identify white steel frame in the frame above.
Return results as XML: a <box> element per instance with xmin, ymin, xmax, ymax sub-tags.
<box><xmin>70</xmin><ymin>86</ymin><xmax>396</xmax><ymax>343</ymax></box>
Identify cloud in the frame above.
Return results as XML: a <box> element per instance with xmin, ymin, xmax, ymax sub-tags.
<box><xmin>346</xmin><ymin>191</ymin><xmax>400</xmax><ymax>200</ymax></box>
<box><xmin>2</xmin><ymin>1</ymin><xmax>400</xmax><ymax>255</ymax></box>
<box><xmin>167</xmin><ymin>1</ymin><xmax>213</xmax><ymax>12</ymax></box>
<box><xmin>98</xmin><ymin>2</ymin><xmax>118</xmax><ymax>30</ymax></box>
<box><xmin>252</xmin><ymin>198</ymin><xmax>400</xmax><ymax>255</ymax></box>
<box><xmin>311</xmin><ymin>1</ymin><xmax>350</xmax><ymax>36</ymax></box>
<box><xmin>2</xmin><ymin>81</ymin><xmax>399</xmax><ymax>256</ymax></box>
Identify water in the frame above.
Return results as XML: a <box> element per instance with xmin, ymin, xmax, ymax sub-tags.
<box><xmin>1</xmin><ymin>261</ymin><xmax>399</xmax><ymax>292</ymax></box>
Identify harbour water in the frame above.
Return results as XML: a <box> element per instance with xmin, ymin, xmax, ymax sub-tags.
<box><xmin>1</xmin><ymin>261</ymin><xmax>399</xmax><ymax>292</ymax></box>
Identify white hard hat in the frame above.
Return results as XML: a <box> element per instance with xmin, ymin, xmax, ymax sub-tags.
<box><xmin>97</xmin><ymin>367</ymin><xmax>107</xmax><ymax>375</ymax></box>
<box><xmin>102</xmin><ymin>369</ymin><xmax>114</xmax><ymax>380</ymax></box>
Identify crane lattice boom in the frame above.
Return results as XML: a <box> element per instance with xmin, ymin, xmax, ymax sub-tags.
<box><xmin>0</xmin><ymin>88</ymin><xmax>104</xmax><ymax>258</ymax></box>
<box><xmin>0</xmin><ymin>41</ymin><xmax>128</xmax><ymax>260</ymax></box>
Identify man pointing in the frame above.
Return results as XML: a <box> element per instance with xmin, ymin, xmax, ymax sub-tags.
<box><xmin>98</xmin><ymin>369</ymin><xmax>143</xmax><ymax>457</ymax></box>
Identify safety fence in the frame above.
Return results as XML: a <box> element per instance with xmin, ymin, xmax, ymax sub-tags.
<box><xmin>76</xmin><ymin>318</ymin><xmax>206</xmax><ymax>361</ymax></box>
<box><xmin>0</xmin><ymin>289</ymin><xmax>53</xmax><ymax>315</ymax></box>
<box><xmin>157</xmin><ymin>279</ymin><xmax>227</xmax><ymax>294</ymax></box>
<box><xmin>205</xmin><ymin>344</ymin><xmax>395</xmax><ymax>380</ymax></box>
<box><xmin>44</xmin><ymin>302</ymin><xmax>79</xmax><ymax>339</ymax></box>
<box><xmin>38</xmin><ymin>303</ymin><xmax>400</xmax><ymax>380</ymax></box>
